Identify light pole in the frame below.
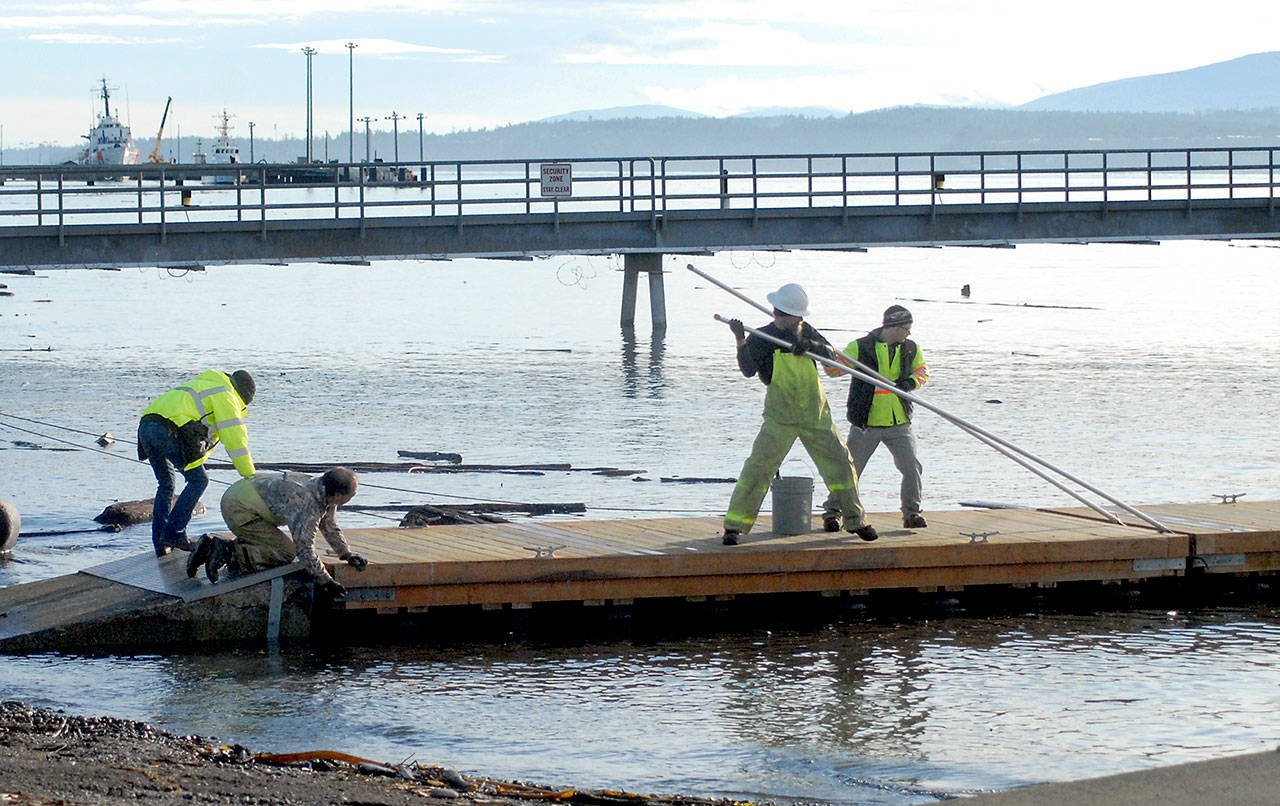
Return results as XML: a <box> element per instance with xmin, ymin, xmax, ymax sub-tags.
<box><xmin>385</xmin><ymin>111</ymin><xmax>403</xmax><ymax>164</ymax></box>
<box><xmin>345</xmin><ymin>41</ymin><xmax>357</xmax><ymax>163</ymax></box>
<box><xmin>416</xmin><ymin>112</ymin><xmax>425</xmax><ymax>163</ymax></box>
<box><xmin>301</xmin><ymin>45</ymin><xmax>317</xmax><ymax>163</ymax></box>
<box><xmin>358</xmin><ymin>116</ymin><xmax>373</xmax><ymax>162</ymax></box>
<box><xmin>248</xmin><ymin>121</ymin><xmax>255</xmax><ymax>162</ymax></box>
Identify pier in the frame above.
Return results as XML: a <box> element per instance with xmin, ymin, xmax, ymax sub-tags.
<box><xmin>2</xmin><ymin>146</ymin><xmax>1278</xmax><ymax>329</ymax></box>
<box><xmin>0</xmin><ymin>500</ymin><xmax>1275</xmax><ymax>652</ymax></box>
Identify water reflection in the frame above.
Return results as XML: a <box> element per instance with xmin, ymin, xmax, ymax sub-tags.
<box><xmin>1</xmin><ymin>603</ymin><xmax>1279</xmax><ymax>803</ymax></box>
<box><xmin>619</xmin><ymin>327</ymin><xmax>667</xmax><ymax>399</ymax></box>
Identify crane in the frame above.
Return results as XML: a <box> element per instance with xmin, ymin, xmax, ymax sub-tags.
<box><xmin>148</xmin><ymin>96</ymin><xmax>173</xmax><ymax>163</ymax></box>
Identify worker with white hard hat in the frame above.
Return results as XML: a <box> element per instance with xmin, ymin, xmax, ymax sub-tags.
<box><xmin>720</xmin><ymin>283</ymin><xmax>878</xmax><ymax>545</ymax></box>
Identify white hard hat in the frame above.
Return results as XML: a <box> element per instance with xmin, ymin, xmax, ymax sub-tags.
<box><xmin>767</xmin><ymin>283</ymin><xmax>810</xmax><ymax>317</ymax></box>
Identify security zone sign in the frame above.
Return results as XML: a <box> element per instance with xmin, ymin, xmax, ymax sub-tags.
<box><xmin>540</xmin><ymin>163</ymin><xmax>572</xmax><ymax>198</ymax></box>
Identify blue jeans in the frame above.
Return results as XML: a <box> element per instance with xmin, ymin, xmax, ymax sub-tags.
<box><xmin>137</xmin><ymin>417</ymin><xmax>208</xmax><ymax>545</ymax></box>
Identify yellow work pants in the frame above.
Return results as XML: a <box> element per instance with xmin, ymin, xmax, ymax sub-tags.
<box><xmin>724</xmin><ymin>414</ymin><xmax>865</xmax><ymax>533</ymax></box>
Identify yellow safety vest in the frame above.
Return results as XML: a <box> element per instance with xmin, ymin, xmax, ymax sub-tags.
<box><xmin>867</xmin><ymin>342</ymin><xmax>928</xmax><ymax>426</ymax></box>
<box><xmin>142</xmin><ymin>370</ymin><xmax>255</xmax><ymax>476</ymax></box>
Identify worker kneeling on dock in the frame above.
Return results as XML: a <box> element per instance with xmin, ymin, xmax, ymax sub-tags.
<box><xmin>187</xmin><ymin>467</ymin><xmax>367</xmax><ymax>598</ymax></box>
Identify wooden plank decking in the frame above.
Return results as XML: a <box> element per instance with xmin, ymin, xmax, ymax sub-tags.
<box><xmin>2</xmin><ymin>501</ymin><xmax>1276</xmax><ymax>651</ymax></box>
<box><xmin>324</xmin><ymin>502</ymin><xmax>1280</xmax><ymax>614</ymax></box>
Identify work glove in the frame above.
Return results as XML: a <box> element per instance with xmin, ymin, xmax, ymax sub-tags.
<box><xmin>317</xmin><ymin>578</ymin><xmax>347</xmax><ymax>600</ymax></box>
<box><xmin>728</xmin><ymin>318</ymin><xmax>745</xmax><ymax>342</ymax></box>
<box><xmin>790</xmin><ymin>338</ymin><xmax>811</xmax><ymax>355</ymax></box>
<box><xmin>341</xmin><ymin>552</ymin><xmax>368</xmax><ymax>571</ymax></box>
<box><xmin>896</xmin><ymin>376</ymin><xmax>916</xmax><ymax>392</ymax></box>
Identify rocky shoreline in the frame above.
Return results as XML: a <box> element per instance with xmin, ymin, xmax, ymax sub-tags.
<box><xmin>0</xmin><ymin>701</ymin><xmax>741</xmax><ymax>806</ymax></box>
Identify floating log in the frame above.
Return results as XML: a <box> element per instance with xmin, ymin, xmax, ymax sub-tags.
<box><xmin>660</xmin><ymin>477</ymin><xmax>736</xmax><ymax>484</ymax></box>
<box><xmin>399</xmin><ymin>505</ymin><xmax>507</xmax><ymax>528</ymax></box>
<box><xmin>347</xmin><ymin>502</ymin><xmax>586</xmax><ymax>516</ymax></box>
<box><xmin>902</xmin><ymin>296</ymin><xmax>1100</xmax><ymax>310</ymax></box>
<box><xmin>207</xmin><ymin>461</ymin><xmax>561</xmax><ymax>475</ymax></box>
<box><xmin>5</xmin><ymin>440</ymin><xmax>76</xmax><ymax>452</ymax></box>
<box><xmin>396</xmin><ymin>450</ymin><xmax>463</xmax><ymax>464</ymax></box>
<box><xmin>409</xmin><ymin>463</ymin><xmax>571</xmax><ymax>472</ymax></box>
<box><xmin>94</xmin><ymin>498</ymin><xmax>206</xmax><ymax>526</ymax></box>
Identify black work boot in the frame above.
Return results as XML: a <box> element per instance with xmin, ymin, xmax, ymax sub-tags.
<box><xmin>822</xmin><ymin>514</ymin><xmax>841</xmax><ymax>532</ymax></box>
<box><xmin>154</xmin><ymin>529</ymin><xmax>193</xmax><ymax>557</ymax></box>
<box><xmin>186</xmin><ymin>535</ymin><xmax>214</xmax><ymax>578</ymax></box>
<box><xmin>721</xmin><ymin>530</ymin><xmax>741</xmax><ymax>546</ymax></box>
<box><xmin>204</xmin><ymin>537</ymin><xmax>234</xmax><ymax>583</ymax></box>
<box><xmin>848</xmin><ymin>523</ymin><xmax>879</xmax><ymax>542</ymax></box>
<box><xmin>903</xmin><ymin>513</ymin><xmax>928</xmax><ymax>529</ymax></box>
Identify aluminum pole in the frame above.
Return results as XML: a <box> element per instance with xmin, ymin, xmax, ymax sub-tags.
<box><xmin>301</xmin><ymin>46</ymin><xmax>317</xmax><ymax>163</ymax></box>
<box><xmin>345</xmin><ymin>42</ymin><xmax>357</xmax><ymax>164</ymax></box>
<box><xmin>691</xmin><ymin>264</ymin><xmax>1168</xmax><ymax>532</ymax></box>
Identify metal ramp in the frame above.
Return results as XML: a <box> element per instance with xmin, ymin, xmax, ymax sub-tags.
<box><xmin>0</xmin><ymin>551</ymin><xmax>310</xmax><ymax>652</ymax></box>
<box><xmin>81</xmin><ymin>550</ymin><xmax>305</xmax><ymax>603</ymax></box>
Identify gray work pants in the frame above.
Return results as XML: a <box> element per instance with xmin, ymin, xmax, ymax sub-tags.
<box><xmin>823</xmin><ymin>422</ymin><xmax>922</xmax><ymax>517</ymax></box>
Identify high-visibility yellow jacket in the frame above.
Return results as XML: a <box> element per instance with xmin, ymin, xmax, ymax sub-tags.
<box><xmin>141</xmin><ymin>370</ymin><xmax>255</xmax><ymax>476</ymax></box>
<box><xmin>737</xmin><ymin>322</ymin><xmax>836</xmax><ymax>426</ymax></box>
<box><xmin>825</xmin><ymin>330</ymin><xmax>929</xmax><ymax>427</ymax></box>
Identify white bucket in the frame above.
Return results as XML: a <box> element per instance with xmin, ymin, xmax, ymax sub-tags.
<box><xmin>770</xmin><ymin>476</ymin><xmax>814</xmax><ymax>535</ymax></box>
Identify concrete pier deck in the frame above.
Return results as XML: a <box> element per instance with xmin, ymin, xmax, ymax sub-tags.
<box><xmin>0</xmin><ymin>501</ymin><xmax>1276</xmax><ymax>651</ymax></box>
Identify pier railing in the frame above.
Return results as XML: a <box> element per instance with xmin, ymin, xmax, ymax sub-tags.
<box><xmin>0</xmin><ymin>146</ymin><xmax>1276</xmax><ymax>231</ymax></box>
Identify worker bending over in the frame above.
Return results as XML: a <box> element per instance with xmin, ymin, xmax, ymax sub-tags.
<box><xmin>137</xmin><ymin>369</ymin><xmax>256</xmax><ymax>557</ymax></box>
<box><xmin>187</xmin><ymin>467</ymin><xmax>367</xmax><ymax>598</ymax></box>
<box><xmin>721</xmin><ymin>283</ymin><xmax>878</xmax><ymax>546</ymax></box>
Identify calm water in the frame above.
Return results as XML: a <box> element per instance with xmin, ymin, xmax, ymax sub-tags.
<box><xmin>2</xmin><ymin>241</ymin><xmax>1279</xmax><ymax>802</ymax></box>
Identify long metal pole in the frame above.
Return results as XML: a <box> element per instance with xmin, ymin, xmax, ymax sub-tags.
<box><xmin>385</xmin><ymin>111</ymin><xmax>403</xmax><ymax>164</ymax></box>
<box><xmin>302</xmin><ymin>46</ymin><xmax>317</xmax><ymax>163</ymax></box>
<box><xmin>417</xmin><ymin>112</ymin><xmax>424</xmax><ymax>162</ymax></box>
<box><xmin>358</xmin><ymin>116</ymin><xmax>372</xmax><ymax>162</ymax></box>
<box><xmin>346</xmin><ymin>42</ymin><xmax>357</xmax><ymax>164</ymax></box>
<box><xmin>690</xmin><ymin>264</ymin><xmax>1167</xmax><ymax>531</ymax></box>
<box><xmin>714</xmin><ymin>314</ymin><xmax>1126</xmax><ymax>526</ymax></box>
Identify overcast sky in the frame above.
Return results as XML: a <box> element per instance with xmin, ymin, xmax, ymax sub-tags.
<box><xmin>4</xmin><ymin>0</ymin><xmax>1279</xmax><ymax>148</ymax></box>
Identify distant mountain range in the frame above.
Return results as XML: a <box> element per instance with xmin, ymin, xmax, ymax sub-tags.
<box><xmin>12</xmin><ymin>52</ymin><xmax>1280</xmax><ymax>164</ymax></box>
<box><xmin>543</xmin><ymin>51</ymin><xmax>1280</xmax><ymax>122</ymax></box>
<box><xmin>1021</xmin><ymin>51</ymin><xmax>1280</xmax><ymax>112</ymax></box>
<box><xmin>538</xmin><ymin>105</ymin><xmax>706</xmax><ymax>122</ymax></box>
<box><xmin>538</xmin><ymin>104</ymin><xmax>845</xmax><ymax>122</ymax></box>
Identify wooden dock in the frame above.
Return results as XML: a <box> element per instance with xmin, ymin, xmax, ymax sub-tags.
<box><xmin>1</xmin><ymin>501</ymin><xmax>1277</xmax><ymax>651</ymax></box>
<box><xmin>331</xmin><ymin>500</ymin><xmax>1279</xmax><ymax>612</ymax></box>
